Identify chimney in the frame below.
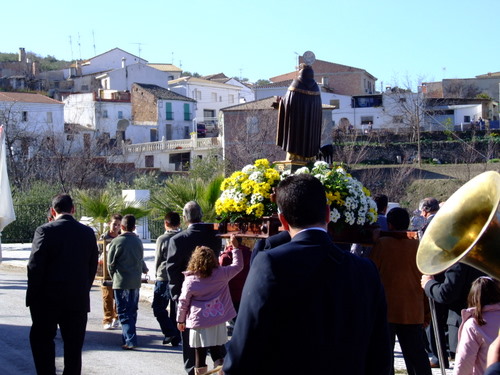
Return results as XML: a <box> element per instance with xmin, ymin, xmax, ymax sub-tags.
<box><xmin>32</xmin><ymin>61</ymin><xmax>39</xmax><ymax>76</ymax></box>
<box><xmin>122</xmin><ymin>57</ymin><xmax>126</xmax><ymax>68</ymax></box>
<box><xmin>19</xmin><ymin>47</ymin><xmax>26</xmax><ymax>63</ymax></box>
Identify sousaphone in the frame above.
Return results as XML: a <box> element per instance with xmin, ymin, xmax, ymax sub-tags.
<box><xmin>417</xmin><ymin>170</ymin><xmax>500</xmax><ymax>280</ymax></box>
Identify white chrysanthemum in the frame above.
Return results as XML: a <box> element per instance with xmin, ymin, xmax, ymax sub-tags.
<box><xmin>367</xmin><ymin>211</ymin><xmax>377</xmax><ymax>223</ymax></box>
<box><xmin>345</xmin><ymin>197</ymin><xmax>358</xmax><ymax>210</ymax></box>
<box><xmin>242</xmin><ymin>164</ymin><xmax>256</xmax><ymax>174</ymax></box>
<box><xmin>336</xmin><ymin>167</ymin><xmax>347</xmax><ymax>175</ymax></box>
<box><xmin>250</xmin><ymin>193</ymin><xmax>264</xmax><ymax>204</ymax></box>
<box><xmin>295</xmin><ymin>167</ymin><xmax>310</xmax><ymax>175</ymax></box>
<box><xmin>248</xmin><ymin>171</ymin><xmax>264</xmax><ymax>182</ymax></box>
<box><xmin>280</xmin><ymin>170</ymin><xmax>292</xmax><ymax>180</ymax></box>
<box><xmin>345</xmin><ymin>211</ymin><xmax>356</xmax><ymax>225</ymax></box>
<box><xmin>330</xmin><ymin>208</ymin><xmax>341</xmax><ymax>223</ymax></box>
<box><xmin>314</xmin><ymin>173</ymin><xmax>327</xmax><ymax>183</ymax></box>
<box><xmin>314</xmin><ymin>160</ymin><xmax>329</xmax><ymax>168</ymax></box>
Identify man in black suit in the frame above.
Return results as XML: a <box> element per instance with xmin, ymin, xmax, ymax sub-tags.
<box><xmin>26</xmin><ymin>194</ymin><xmax>98</xmax><ymax>375</ymax></box>
<box><xmin>223</xmin><ymin>174</ymin><xmax>392</xmax><ymax>375</ymax></box>
<box><xmin>421</xmin><ymin>263</ymin><xmax>485</xmax><ymax>366</ymax></box>
<box><xmin>166</xmin><ymin>201</ymin><xmax>222</xmax><ymax>375</ymax></box>
<box><xmin>249</xmin><ymin>230</ymin><xmax>290</xmax><ymax>265</ymax></box>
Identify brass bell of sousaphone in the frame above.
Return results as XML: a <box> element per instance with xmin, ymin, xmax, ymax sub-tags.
<box><xmin>417</xmin><ymin>170</ymin><xmax>500</xmax><ymax>280</ymax></box>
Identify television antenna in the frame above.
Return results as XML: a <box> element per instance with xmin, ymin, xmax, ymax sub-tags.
<box><xmin>92</xmin><ymin>30</ymin><xmax>97</xmax><ymax>56</ymax></box>
<box><xmin>77</xmin><ymin>33</ymin><xmax>82</xmax><ymax>60</ymax></box>
<box><xmin>69</xmin><ymin>35</ymin><xmax>74</xmax><ymax>61</ymax></box>
<box><xmin>131</xmin><ymin>43</ymin><xmax>144</xmax><ymax>59</ymax></box>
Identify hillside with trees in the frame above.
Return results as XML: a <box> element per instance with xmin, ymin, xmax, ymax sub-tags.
<box><xmin>0</xmin><ymin>51</ymin><xmax>71</xmax><ymax>71</ymax></box>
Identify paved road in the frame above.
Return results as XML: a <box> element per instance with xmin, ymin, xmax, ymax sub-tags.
<box><xmin>0</xmin><ymin>243</ymin><xmax>453</xmax><ymax>375</ymax></box>
<box><xmin>0</xmin><ymin>265</ymin><xmax>187</xmax><ymax>375</ymax></box>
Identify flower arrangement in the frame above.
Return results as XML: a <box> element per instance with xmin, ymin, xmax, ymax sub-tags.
<box><xmin>215</xmin><ymin>159</ymin><xmax>377</xmax><ymax>229</ymax></box>
<box><xmin>215</xmin><ymin>159</ymin><xmax>281</xmax><ymax>222</ymax></box>
<box><xmin>287</xmin><ymin>161</ymin><xmax>378</xmax><ymax>227</ymax></box>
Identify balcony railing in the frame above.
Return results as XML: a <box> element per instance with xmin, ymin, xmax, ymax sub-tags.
<box><xmin>122</xmin><ymin>135</ymin><xmax>221</xmax><ymax>154</ymax></box>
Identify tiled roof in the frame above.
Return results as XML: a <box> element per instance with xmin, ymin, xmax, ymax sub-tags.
<box><xmin>148</xmin><ymin>63</ymin><xmax>182</xmax><ymax>72</ymax></box>
<box><xmin>202</xmin><ymin>73</ymin><xmax>228</xmax><ymax>80</ymax></box>
<box><xmin>133</xmin><ymin>83</ymin><xmax>196</xmax><ymax>102</ymax></box>
<box><xmin>0</xmin><ymin>92</ymin><xmax>63</xmax><ymax>104</ymax></box>
<box><xmin>84</xmin><ymin>47</ymin><xmax>146</xmax><ymax>64</ymax></box>
<box><xmin>168</xmin><ymin>76</ymin><xmax>241</xmax><ymax>89</ymax></box>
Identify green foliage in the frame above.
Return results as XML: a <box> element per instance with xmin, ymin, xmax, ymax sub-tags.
<box><xmin>0</xmin><ymin>51</ymin><xmax>71</xmax><ymax>72</ymax></box>
<box><xmin>149</xmin><ymin>174</ymin><xmax>223</xmax><ymax>225</ymax></box>
<box><xmin>181</xmin><ymin>71</ymin><xmax>201</xmax><ymax>78</ymax></box>
<box><xmin>187</xmin><ymin>155</ymin><xmax>226</xmax><ymax>182</ymax></box>
<box><xmin>11</xmin><ymin>180</ymin><xmax>59</xmax><ymax>205</ymax></box>
<box><xmin>254</xmin><ymin>79</ymin><xmax>271</xmax><ymax>86</ymax></box>
<box><xmin>2</xmin><ymin>203</ymin><xmax>48</xmax><ymax>243</ymax></box>
<box><xmin>476</xmin><ymin>93</ymin><xmax>493</xmax><ymax>100</ymax></box>
<box><xmin>74</xmin><ymin>190</ymin><xmax>119</xmax><ymax>236</ymax></box>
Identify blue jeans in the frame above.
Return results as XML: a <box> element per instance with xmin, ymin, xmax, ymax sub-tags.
<box><xmin>114</xmin><ymin>289</ymin><xmax>139</xmax><ymax>347</ymax></box>
<box><xmin>152</xmin><ymin>281</ymin><xmax>179</xmax><ymax>338</ymax></box>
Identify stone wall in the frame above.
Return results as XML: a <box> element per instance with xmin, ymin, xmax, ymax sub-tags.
<box><xmin>330</xmin><ymin>130</ymin><xmax>500</xmax><ymax>164</ymax></box>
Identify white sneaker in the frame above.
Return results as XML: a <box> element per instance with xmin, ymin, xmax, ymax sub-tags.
<box><xmin>112</xmin><ymin>319</ymin><xmax>120</xmax><ymax>328</ymax></box>
<box><xmin>103</xmin><ymin>323</ymin><xmax>113</xmax><ymax>330</ymax></box>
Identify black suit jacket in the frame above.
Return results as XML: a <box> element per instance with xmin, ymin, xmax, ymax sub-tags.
<box><xmin>224</xmin><ymin>229</ymin><xmax>392</xmax><ymax>375</ymax></box>
<box><xmin>166</xmin><ymin>223</ymin><xmax>222</xmax><ymax>301</ymax></box>
<box><xmin>424</xmin><ymin>262</ymin><xmax>485</xmax><ymax>326</ymax></box>
<box><xmin>249</xmin><ymin>230</ymin><xmax>291</xmax><ymax>265</ymax></box>
<box><xmin>26</xmin><ymin>214</ymin><xmax>98</xmax><ymax>312</ymax></box>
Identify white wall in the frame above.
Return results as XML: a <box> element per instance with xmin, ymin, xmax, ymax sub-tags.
<box><xmin>63</xmin><ymin>93</ymin><xmax>151</xmax><ymax>143</ymax></box>
<box><xmin>169</xmin><ymin>79</ymin><xmax>241</xmax><ymax>121</ymax></box>
<box><xmin>100</xmin><ymin>63</ymin><xmax>170</xmax><ymax>91</ymax></box>
<box><xmin>81</xmin><ymin>48</ymin><xmax>147</xmax><ymax>76</ymax></box>
<box><xmin>157</xmin><ymin>99</ymin><xmax>194</xmax><ymax>140</ymax></box>
<box><xmin>224</xmin><ymin>78</ymin><xmax>255</xmax><ymax>103</ymax></box>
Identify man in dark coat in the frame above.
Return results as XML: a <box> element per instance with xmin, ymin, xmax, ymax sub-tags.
<box><xmin>223</xmin><ymin>174</ymin><xmax>392</xmax><ymax>375</ymax></box>
<box><xmin>166</xmin><ymin>201</ymin><xmax>222</xmax><ymax>375</ymax></box>
<box><xmin>26</xmin><ymin>194</ymin><xmax>98</xmax><ymax>375</ymax></box>
<box><xmin>276</xmin><ymin>64</ymin><xmax>322</xmax><ymax>161</ymax></box>
<box><xmin>422</xmin><ymin>262</ymin><xmax>485</xmax><ymax>363</ymax></box>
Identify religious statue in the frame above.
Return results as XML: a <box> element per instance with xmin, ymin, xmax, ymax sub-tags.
<box><xmin>276</xmin><ymin>59</ymin><xmax>322</xmax><ymax>162</ymax></box>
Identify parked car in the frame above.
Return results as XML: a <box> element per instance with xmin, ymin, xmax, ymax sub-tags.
<box><xmin>197</xmin><ymin>123</ymin><xmax>206</xmax><ymax>138</ymax></box>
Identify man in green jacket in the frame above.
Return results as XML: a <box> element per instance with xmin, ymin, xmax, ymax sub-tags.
<box><xmin>107</xmin><ymin>214</ymin><xmax>149</xmax><ymax>349</ymax></box>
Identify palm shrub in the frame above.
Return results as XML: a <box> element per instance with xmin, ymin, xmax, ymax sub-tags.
<box><xmin>149</xmin><ymin>174</ymin><xmax>224</xmax><ymax>225</ymax></box>
<box><xmin>74</xmin><ymin>190</ymin><xmax>119</xmax><ymax>237</ymax></box>
<box><xmin>74</xmin><ymin>190</ymin><xmax>151</xmax><ymax>237</ymax></box>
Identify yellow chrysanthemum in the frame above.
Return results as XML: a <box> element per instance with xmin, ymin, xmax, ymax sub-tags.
<box><xmin>254</xmin><ymin>159</ymin><xmax>269</xmax><ymax>168</ymax></box>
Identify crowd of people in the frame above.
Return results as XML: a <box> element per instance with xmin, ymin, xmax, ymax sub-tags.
<box><xmin>25</xmin><ymin>178</ymin><xmax>500</xmax><ymax>375</ymax></box>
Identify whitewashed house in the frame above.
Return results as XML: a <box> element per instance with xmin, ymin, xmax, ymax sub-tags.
<box><xmin>95</xmin><ymin>63</ymin><xmax>171</xmax><ymax>91</ymax></box>
<box><xmin>116</xmin><ymin>83</ymin><xmax>221</xmax><ymax>172</ymax></box>
<box><xmin>0</xmin><ymin>92</ymin><xmax>64</xmax><ymax>157</ymax></box>
<box><xmin>63</xmin><ymin>90</ymin><xmax>152</xmax><ymax>154</ymax></box>
<box><xmin>168</xmin><ymin>76</ymin><xmax>242</xmax><ymax>126</ymax></box>
<box><xmin>148</xmin><ymin>63</ymin><xmax>183</xmax><ymax>81</ymax></box>
<box><xmin>79</xmin><ymin>47</ymin><xmax>147</xmax><ymax>76</ymax></box>
<box><xmin>202</xmin><ymin>73</ymin><xmax>255</xmax><ymax>103</ymax></box>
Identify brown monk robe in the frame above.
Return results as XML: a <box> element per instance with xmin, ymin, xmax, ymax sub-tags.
<box><xmin>276</xmin><ymin>64</ymin><xmax>322</xmax><ymax>161</ymax></box>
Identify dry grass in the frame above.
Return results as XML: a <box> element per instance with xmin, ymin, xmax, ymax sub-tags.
<box><xmin>352</xmin><ymin>163</ymin><xmax>500</xmax><ymax>210</ymax></box>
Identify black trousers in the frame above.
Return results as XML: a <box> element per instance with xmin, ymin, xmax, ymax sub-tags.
<box><xmin>390</xmin><ymin>323</ymin><xmax>432</xmax><ymax>375</ymax></box>
<box><xmin>29</xmin><ymin>305</ymin><xmax>88</xmax><ymax>375</ymax></box>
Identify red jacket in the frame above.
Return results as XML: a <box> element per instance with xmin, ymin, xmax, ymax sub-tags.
<box><xmin>219</xmin><ymin>244</ymin><xmax>251</xmax><ymax>304</ymax></box>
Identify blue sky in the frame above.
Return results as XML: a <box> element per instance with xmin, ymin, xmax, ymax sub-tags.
<box><xmin>3</xmin><ymin>0</ymin><xmax>499</xmax><ymax>89</ymax></box>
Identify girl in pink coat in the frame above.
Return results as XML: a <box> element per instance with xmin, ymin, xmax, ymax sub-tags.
<box><xmin>454</xmin><ymin>276</ymin><xmax>500</xmax><ymax>375</ymax></box>
<box><xmin>177</xmin><ymin>234</ymin><xmax>243</xmax><ymax>375</ymax></box>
